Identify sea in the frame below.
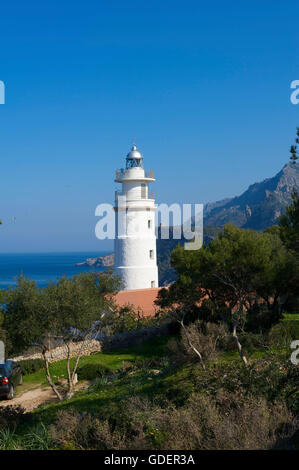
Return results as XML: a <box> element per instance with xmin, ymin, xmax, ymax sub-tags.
<box><xmin>0</xmin><ymin>252</ymin><xmax>110</xmax><ymax>290</ymax></box>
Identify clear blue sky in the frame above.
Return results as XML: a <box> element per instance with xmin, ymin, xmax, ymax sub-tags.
<box><xmin>0</xmin><ymin>0</ymin><xmax>298</xmax><ymax>252</ymax></box>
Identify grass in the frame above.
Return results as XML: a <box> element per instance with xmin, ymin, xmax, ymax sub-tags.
<box><xmin>22</xmin><ymin>334</ymin><xmax>171</xmax><ymax>388</ymax></box>
<box><xmin>282</xmin><ymin>312</ymin><xmax>299</xmax><ymax>321</ymax></box>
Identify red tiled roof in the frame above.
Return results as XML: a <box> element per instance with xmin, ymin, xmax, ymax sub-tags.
<box><xmin>115</xmin><ymin>287</ymin><xmax>164</xmax><ymax>317</ymax></box>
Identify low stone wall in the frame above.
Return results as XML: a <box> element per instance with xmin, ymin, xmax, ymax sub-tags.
<box><xmin>12</xmin><ymin>339</ymin><xmax>102</xmax><ymax>363</ymax></box>
<box><xmin>11</xmin><ymin>323</ymin><xmax>171</xmax><ymax>364</ymax></box>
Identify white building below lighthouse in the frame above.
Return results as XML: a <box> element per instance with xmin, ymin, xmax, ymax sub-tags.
<box><xmin>114</xmin><ymin>145</ymin><xmax>159</xmax><ymax>290</ymax></box>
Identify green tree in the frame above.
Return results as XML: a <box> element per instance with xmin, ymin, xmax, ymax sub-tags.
<box><xmin>278</xmin><ymin>190</ymin><xmax>299</xmax><ymax>311</ymax></box>
<box><xmin>289</xmin><ymin>127</ymin><xmax>299</xmax><ymax>165</ymax></box>
<box><xmin>279</xmin><ymin>189</ymin><xmax>299</xmax><ymax>254</ymax></box>
<box><xmin>156</xmin><ymin>224</ymin><xmax>294</xmax><ymax>365</ymax></box>
<box><xmin>4</xmin><ymin>271</ymin><xmax>121</xmax><ymax>400</ymax></box>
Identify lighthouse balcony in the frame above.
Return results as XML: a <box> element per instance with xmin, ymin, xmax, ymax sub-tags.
<box><xmin>115</xmin><ymin>168</ymin><xmax>155</xmax><ymax>183</ymax></box>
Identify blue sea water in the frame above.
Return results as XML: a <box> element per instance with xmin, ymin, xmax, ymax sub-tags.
<box><xmin>0</xmin><ymin>252</ymin><xmax>110</xmax><ymax>290</ymax></box>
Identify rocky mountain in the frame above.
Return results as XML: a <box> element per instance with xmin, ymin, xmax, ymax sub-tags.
<box><xmin>204</xmin><ymin>162</ymin><xmax>299</xmax><ymax>230</ymax></box>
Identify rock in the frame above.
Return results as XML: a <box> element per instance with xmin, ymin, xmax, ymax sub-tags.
<box><xmin>204</xmin><ymin>162</ymin><xmax>299</xmax><ymax>231</ymax></box>
<box><xmin>149</xmin><ymin>369</ymin><xmax>161</xmax><ymax>375</ymax></box>
<box><xmin>75</xmin><ymin>253</ymin><xmax>114</xmax><ymax>267</ymax></box>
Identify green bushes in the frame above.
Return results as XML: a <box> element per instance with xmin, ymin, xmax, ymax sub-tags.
<box><xmin>77</xmin><ymin>362</ymin><xmax>113</xmax><ymax>381</ymax></box>
<box><xmin>245</xmin><ymin>304</ymin><xmax>283</xmax><ymax>333</ymax></box>
<box><xmin>48</xmin><ymin>393</ymin><xmax>298</xmax><ymax>450</ymax></box>
<box><xmin>49</xmin><ymin>409</ymin><xmax>121</xmax><ymax>450</ymax></box>
<box><xmin>181</xmin><ymin>321</ymin><xmax>228</xmax><ymax>361</ymax></box>
<box><xmin>110</xmin><ymin>304</ymin><xmax>159</xmax><ymax>334</ymax></box>
<box><xmin>0</xmin><ymin>407</ymin><xmax>52</xmax><ymax>450</ymax></box>
<box><xmin>17</xmin><ymin>358</ymin><xmax>44</xmax><ymax>375</ymax></box>
<box><xmin>269</xmin><ymin>321</ymin><xmax>299</xmax><ymax>351</ymax></box>
<box><xmin>167</xmin><ymin>320</ymin><xmax>228</xmax><ymax>366</ymax></box>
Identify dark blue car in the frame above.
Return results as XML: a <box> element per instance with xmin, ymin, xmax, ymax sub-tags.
<box><xmin>0</xmin><ymin>360</ymin><xmax>23</xmax><ymax>400</ymax></box>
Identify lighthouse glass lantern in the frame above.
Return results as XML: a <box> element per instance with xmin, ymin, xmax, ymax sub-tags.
<box><xmin>126</xmin><ymin>145</ymin><xmax>144</xmax><ymax>169</ymax></box>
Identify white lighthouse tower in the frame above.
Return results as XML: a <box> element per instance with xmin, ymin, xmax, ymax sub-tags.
<box><xmin>114</xmin><ymin>145</ymin><xmax>159</xmax><ymax>290</ymax></box>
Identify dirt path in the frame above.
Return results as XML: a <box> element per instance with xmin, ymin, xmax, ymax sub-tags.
<box><xmin>0</xmin><ymin>380</ymin><xmax>90</xmax><ymax>412</ymax></box>
<box><xmin>0</xmin><ymin>386</ymin><xmax>57</xmax><ymax>412</ymax></box>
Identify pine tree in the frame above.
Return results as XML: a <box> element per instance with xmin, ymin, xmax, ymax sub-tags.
<box><xmin>290</xmin><ymin>127</ymin><xmax>299</xmax><ymax>164</ymax></box>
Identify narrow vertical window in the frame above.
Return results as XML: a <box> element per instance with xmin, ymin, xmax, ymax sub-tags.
<box><xmin>141</xmin><ymin>183</ymin><xmax>146</xmax><ymax>199</ymax></box>
<box><xmin>149</xmin><ymin>249</ymin><xmax>154</xmax><ymax>259</ymax></box>
<box><xmin>151</xmin><ymin>281</ymin><xmax>155</xmax><ymax>288</ymax></box>
<box><xmin>148</xmin><ymin>219</ymin><xmax>151</xmax><ymax>229</ymax></box>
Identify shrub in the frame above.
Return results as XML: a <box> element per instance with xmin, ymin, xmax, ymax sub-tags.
<box><xmin>77</xmin><ymin>362</ymin><xmax>113</xmax><ymax>381</ymax></box>
<box><xmin>283</xmin><ymin>296</ymin><xmax>299</xmax><ymax>313</ymax></box>
<box><xmin>268</xmin><ymin>322</ymin><xmax>299</xmax><ymax>352</ymax></box>
<box><xmin>0</xmin><ymin>428</ymin><xmax>20</xmax><ymax>450</ymax></box>
<box><xmin>245</xmin><ymin>304</ymin><xmax>282</xmax><ymax>333</ymax></box>
<box><xmin>0</xmin><ymin>405</ymin><xmax>26</xmax><ymax>430</ymax></box>
<box><xmin>50</xmin><ymin>409</ymin><xmax>122</xmax><ymax>450</ymax></box>
<box><xmin>180</xmin><ymin>320</ymin><xmax>228</xmax><ymax>362</ymax></box>
<box><xmin>110</xmin><ymin>304</ymin><xmax>159</xmax><ymax>334</ymax></box>
<box><xmin>17</xmin><ymin>358</ymin><xmax>44</xmax><ymax>375</ymax></box>
<box><xmin>191</xmin><ymin>359</ymin><xmax>299</xmax><ymax>414</ymax></box>
<box><xmin>23</xmin><ymin>422</ymin><xmax>53</xmax><ymax>450</ymax></box>
<box><xmin>49</xmin><ymin>393</ymin><xmax>299</xmax><ymax>450</ymax></box>
<box><xmin>237</xmin><ymin>332</ymin><xmax>266</xmax><ymax>354</ymax></box>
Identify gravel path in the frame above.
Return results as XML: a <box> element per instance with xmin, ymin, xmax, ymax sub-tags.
<box><xmin>0</xmin><ymin>386</ymin><xmax>57</xmax><ymax>412</ymax></box>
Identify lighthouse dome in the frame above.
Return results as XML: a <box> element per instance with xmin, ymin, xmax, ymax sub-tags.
<box><xmin>126</xmin><ymin>145</ymin><xmax>143</xmax><ymax>168</ymax></box>
<box><xmin>126</xmin><ymin>145</ymin><xmax>142</xmax><ymax>160</ymax></box>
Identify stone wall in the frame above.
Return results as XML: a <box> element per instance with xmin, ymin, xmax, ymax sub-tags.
<box><xmin>11</xmin><ymin>339</ymin><xmax>102</xmax><ymax>363</ymax></box>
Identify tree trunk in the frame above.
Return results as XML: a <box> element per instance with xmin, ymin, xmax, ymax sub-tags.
<box><xmin>232</xmin><ymin>323</ymin><xmax>248</xmax><ymax>366</ymax></box>
<box><xmin>42</xmin><ymin>349</ymin><xmax>63</xmax><ymax>401</ymax></box>
<box><xmin>65</xmin><ymin>336</ymin><xmax>89</xmax><ymax>399</ymax></box>
<box><xmin>179</xmin><ymin>320</ymin><xmax>206</xmax><ymax>370</ymax></box>
<box><xmin>66</xmin><ymin>344</ymin><xmax>74</xmax><ymax>399</ymax></box>
<box><xmin>71</xmin><ymin>339</ymin><xmax>87</xmax><ymax>383</ymax></box>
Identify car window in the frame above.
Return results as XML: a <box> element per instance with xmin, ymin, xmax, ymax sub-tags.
<box><xmin>5</xmin><ymin>362</ymin><xmax>12</xmax><ymax>373</ymax></box>
<box><xmin>0</xmin><ymin>366</ymin><xmax>6</xmax><ymax>377</ymax></box>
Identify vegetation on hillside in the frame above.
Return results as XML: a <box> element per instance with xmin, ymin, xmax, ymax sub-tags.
<box><xmin>0</xmin><ymin>321</ymin><xmax>298</xmax><ymax>450</ymax></box>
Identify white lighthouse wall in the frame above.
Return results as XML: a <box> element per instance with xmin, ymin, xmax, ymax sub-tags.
<box><xmin>115</xmin><ymin>265</ymin><xmax>158</xmax><ymax>290</ymax></box>
<box><xmin>123</xmin><ymin>181</ymin><xmax>148</xmax><ymax>200</ymax></box>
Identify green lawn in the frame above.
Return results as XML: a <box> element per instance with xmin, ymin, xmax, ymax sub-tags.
<box><xmin>22</xmin><ymin>334</ymin><xmax>171</xmax><ymax>388</ymax></box>
<box><xmin>282</xmin><ymin>312</ymin><xmax>299</xmax><ymax>321</ymax></box>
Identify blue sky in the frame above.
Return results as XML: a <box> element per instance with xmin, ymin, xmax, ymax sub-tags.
<box><xmin>0</xmin><ymin>0</ymin><xmax>298</xmax><ymax>252</ymax></box>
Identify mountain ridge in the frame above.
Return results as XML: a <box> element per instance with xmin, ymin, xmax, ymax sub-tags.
<box><xmin>203</xmin><ymin>162</ymin><xmax>299</xmax><ymax>230</ymax></box>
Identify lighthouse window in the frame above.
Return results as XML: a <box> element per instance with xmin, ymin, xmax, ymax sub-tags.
<box><xmin>151</xmin><ymin>281</ymin><xmax>155</xmax><ymax>288</ymax></box>
<box><xmin>149</xmin><ymin>249</ymin><xmax>154</xmax><ymax>259</ymax></box>
<box><xmin>141</xmin><ymin>184</ymin><xmax>146</xmax><ymax>199</ymax></box>
<box><xmin>148</xmin><ymin>220</ymin><xmax>151</xmax><ymax>229</ymax></box>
